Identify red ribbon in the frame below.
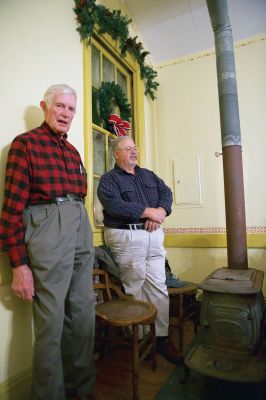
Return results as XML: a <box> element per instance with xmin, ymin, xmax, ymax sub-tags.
<box><xmin>108</xmin><ymin>114</ymin><xmax>131</xmax><ymax>136</ymax></box>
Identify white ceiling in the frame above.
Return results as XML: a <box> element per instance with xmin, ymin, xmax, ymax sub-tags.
<box><xmin>123</xmin><ymin>0</ymin><xmax>266</xmax><ymax>64</ymax></box>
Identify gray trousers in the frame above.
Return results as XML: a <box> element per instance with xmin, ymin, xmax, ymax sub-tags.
<box><xmin>24</xmin><ymin>201</ymin><xmax>95</xmax><ymax>400</ymax></box>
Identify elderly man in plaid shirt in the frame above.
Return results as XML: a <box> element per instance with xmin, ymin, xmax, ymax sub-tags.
<box><xmin>0</xmin><ymin>84</ymin><xmax>95</xmax><ymax>400</ymax></box>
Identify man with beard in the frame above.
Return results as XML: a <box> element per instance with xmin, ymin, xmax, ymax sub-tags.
<box><xmin>97</xmin><ymin>135</ymin><xmax>183</xmax><ymax>365</ymax></box>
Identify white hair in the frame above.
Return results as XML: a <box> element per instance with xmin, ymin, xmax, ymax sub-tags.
<box><xmin>42</xmin><ymin>84</ymin><xmax>77</xmax><ymax>107</ymax></box>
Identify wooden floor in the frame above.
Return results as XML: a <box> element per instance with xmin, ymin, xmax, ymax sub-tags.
<box><xmin>91</xmin><ymin>321</ymin><xmax>196</xmax><ymax>400</ymax></box>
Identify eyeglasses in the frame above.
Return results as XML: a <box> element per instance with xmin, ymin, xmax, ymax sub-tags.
<box><xmin>116</xmin><ymin>146</ymin><xmax>139</xmax><ymax>152</ymax></box>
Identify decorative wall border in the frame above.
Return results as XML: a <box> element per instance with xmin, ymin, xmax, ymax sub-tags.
<box><xmin>164</xmin><ymin>227</ymin><xmax>266</xmax><ymax>248</ymax></box>
<box><xmin>156</xmin><ymin>33</ymin><xmax>266</xmax><ymax>70</ymax></box>
<box><xmin>164</xmin><ymin>226</ymin><xmax>266</xmax><ymax>235</ymax></box>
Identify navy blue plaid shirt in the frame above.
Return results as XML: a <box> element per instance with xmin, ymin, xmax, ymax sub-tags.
<box><xmin>97</xmin><ymin>164</ymin><xmax>173</xmax><ymax>227</ymax></box>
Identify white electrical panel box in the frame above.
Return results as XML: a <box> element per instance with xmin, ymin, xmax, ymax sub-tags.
<box><xmin>173</xmin><ymin>154</ymin><xmax>203</xmax><ymax>207</ymax></box>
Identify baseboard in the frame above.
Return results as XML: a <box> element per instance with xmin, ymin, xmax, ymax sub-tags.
<box><xmin>0</xmin><ymin>367</ymin><xmax>31</xmax><ymax>400</ymax></box>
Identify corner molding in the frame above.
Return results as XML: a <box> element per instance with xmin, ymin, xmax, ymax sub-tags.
<box><xmin>0</xmin><ymin>367</ymin><xmax>31</xmax><ymax>399</ymax></box>
<box><xmin>156</xmin><ymin>33</ymin><xmax>266</xmax><ymax>70</ymax></box>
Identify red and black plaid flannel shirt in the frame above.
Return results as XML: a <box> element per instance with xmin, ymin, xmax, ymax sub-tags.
<box><xmin>0</xmin><ymin>122</ymin><xmax>87</xmax><ymax>268</ymax></box>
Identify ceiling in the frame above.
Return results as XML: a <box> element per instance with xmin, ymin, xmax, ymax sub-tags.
<box><xmin>123</xmin><ymin>0</ymin><xmax>266</xmax><ymax>64</ymax></box>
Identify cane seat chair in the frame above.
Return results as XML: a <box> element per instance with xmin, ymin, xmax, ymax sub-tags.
<box><xmin>93</xmin><ymin>269</ymin><xmax>157</xmax><ymax>400</ymax></box>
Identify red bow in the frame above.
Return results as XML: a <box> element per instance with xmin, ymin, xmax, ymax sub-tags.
<box><xmin>108</xmin><ymin>114</ymin><xmax>131</xmax><ymax>136</ymax></box>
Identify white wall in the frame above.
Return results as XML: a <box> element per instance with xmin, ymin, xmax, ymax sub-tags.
<box><xmin>166</xmin><ymin>247</ymin><xmax>266</xmax><ymax>292</ymax></box>
<box><xmin>155</xmin><ymin>35</ymin><xmax>266</xmax><ymax>293</ymax></box>
<box><xmin>156</xmin><ymin>35</ymin><xmax>266</xmax><ymax>228</ymax></box>
<box><xmin>0</xmin><ymin>0</ymin><xmax>84</xmax><ymax>385</ymax></box>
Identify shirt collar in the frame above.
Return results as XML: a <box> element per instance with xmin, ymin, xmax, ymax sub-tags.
<box><xmin>40</xmin><ymin>121</ymin><xmax>68</xmax><ymax>142</ymax></box>
<box><xmin>114</xmin><ymin>163</ymin><xmax>139</xmax><ymax>175</ymax></box>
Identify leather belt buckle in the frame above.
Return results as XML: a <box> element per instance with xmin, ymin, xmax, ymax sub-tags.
<box><xmin>128</xmin><ymin>224</ymin><xmax>144</xmax><ymax>230</ymax></box>
<box><xmin>67</xmin><ymin>194</ymin><xmax>74</xmax><ymax>202</ymax></box>
<box><xmin>66</xmin><ymin>194</ymin><xmax>82</xmax><ymax>202</ymax></box>
<box><xmin>129</xmin><ymin>224</ymin><xmax>137</xmax><ymax>230</ymax></box>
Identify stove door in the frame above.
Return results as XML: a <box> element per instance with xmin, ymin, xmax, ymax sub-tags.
<box><xmin>200</xmin><ymin>291</ymin><xmax>264</xmax><ymax>352</ymax></box>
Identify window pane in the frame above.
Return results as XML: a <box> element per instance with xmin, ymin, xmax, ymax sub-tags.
<box><xmin>93</xmin><ymin>178</ymin><xmax>104</xmax><ymax>227</ymax></box>
<box><xmin>92</xmin><ymin>87</ymin><xmax>101</xmax><ymax>126</ymax></box>
<box><xmin>103</xmin><ymin>56</ymin><xmax>115</xmax><ymax>82</ymax></box>
<box><xmin>117</xmin><ymin>70</ymin><xmax>127</xmax><ymax>95</ymax></box>
<box><xmin>92</xmin><ymin>45</ymin><xmax>100</xmax><ymax>88</ymax></box>
<box><xmin>108</xmin><ymin>136</ymin><xmax>115</xmax><ymax>171</ymax></box>
<box><xmin>93</xmin><ymin>130</ymin><xmax>105</xmax><ymax>176</ymax></box>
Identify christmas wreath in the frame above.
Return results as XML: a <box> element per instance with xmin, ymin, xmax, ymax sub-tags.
<box><xmin>98</xmin><ymin>81</ymin><xmax>131</xmax><ymax>135</ymax></box>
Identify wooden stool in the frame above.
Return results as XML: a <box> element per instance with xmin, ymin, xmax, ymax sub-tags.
<box><xmin>168</xmin><ymin>282</ymin><xmax>198</xmax><ymax>349</ymax></box>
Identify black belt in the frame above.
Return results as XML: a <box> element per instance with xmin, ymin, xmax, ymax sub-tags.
<box><xmin>30</xmin><ymin>194</ymin><xmax>83</xmax><ymax>205</ymax></box>
<box><xmin>108</xmin><ymin>223</ymin><xmax>145</xmax><ymax>230</ymax></box>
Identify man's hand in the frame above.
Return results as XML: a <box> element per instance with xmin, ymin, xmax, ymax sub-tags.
<box><xmin>144</xmin><ymin>219</ymin><xmax>160</xmax><ymax>232</ymax></box>
<box><xmin>12</xmin><ymin>264</ymin><xmax>35</xmax><ymax>302</ymax></box>
<box><xmin>141</xmin><ymin>207</ymin><xmax>167</xmax><ymax>224</ymax></box>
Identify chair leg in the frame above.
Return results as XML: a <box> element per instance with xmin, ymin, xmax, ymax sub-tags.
<box><xmin>150</xmin><ymin>322</ymin><xmax>157</xmax><ymax>370</ymax></box>
<box><xmin>132</xmin><ymin>325</ymin><xmax>139</xmax><ymax>400</ymax></box>
<box><xmin>179</xmin><ymin>294</ymin><xmax>184</xmax><ymax>350</ymax></box>
<box><xmin>193</xmin><ymin>316</ymin><xmax>198</xmax><ymax>334</ymax></box>
<box><xmin>192</xmin><ymin>294</ymin><xmax>198</xmax><ymax>334</ymax></box>
<box><xmin>96</xmin><ymin>323</ymin><xmax>110</xmax><ymax>359</ymax></box>
<box><xmin>102</xmin><ymin>325</ymin><xmax>113</xmax><ymax>359</ymax></box>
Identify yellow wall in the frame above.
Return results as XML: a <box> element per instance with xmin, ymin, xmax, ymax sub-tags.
<box><xmin>0</xmin><ymin>0</ymin><xmax>84</xmax><ymax>391</ymax></box>
<box><xmin>154</xmin><ymin>35</ymin><xmax>266</xmax><ymax>294</ymax></box>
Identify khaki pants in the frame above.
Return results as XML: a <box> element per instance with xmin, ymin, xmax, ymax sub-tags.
<box><xmin>25</xmin><ymin>201</ymin><xmax>95</xmax><ymax>400</ymax></box>
<box><xmin>104</xmin><ymin>227</ymin><xmax>169</xmax><ymax>337</ymax></box>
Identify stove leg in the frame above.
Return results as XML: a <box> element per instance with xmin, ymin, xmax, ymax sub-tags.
<box><xmin>179</xmin><ymin>363</ymin><xmax>190</xmax><ymax>384</ymax></box>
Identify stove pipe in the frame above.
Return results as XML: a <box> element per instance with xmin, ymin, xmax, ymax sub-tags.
<box><xmin>206</xmin><ymin>0</ymin><xmax>248</xmax><ymax>270</ymax></box>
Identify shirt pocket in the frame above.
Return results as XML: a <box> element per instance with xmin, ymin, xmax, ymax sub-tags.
<box><xmin>24</xmin><ymin>206</ymin><xmax>49</xmax><ymax>245</ymax></box>
<box><xmin>144</xmin><ymin>181</ymin><xmax>159</xmax><ymax>204</ymax></box>
<box><xmin>120</xmin><ymin>187</ymin><xmax>137</xmax><ymax>202</ymax></box>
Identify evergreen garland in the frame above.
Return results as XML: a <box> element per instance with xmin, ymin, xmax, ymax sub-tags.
<box><xmin>98</xmin><ymin>81</ymin><xmax>131</xmax><ymax>129</ymax></box>
<box><xmin>73</xmin><ymin>0</ymin><xmax>159</xmax><ymax>100</ymax></box>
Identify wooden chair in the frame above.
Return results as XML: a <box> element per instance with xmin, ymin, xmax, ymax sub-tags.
<box><xmin>93</xmin><ymin>268</ymin><xmax>157</xmax><ymax>400</ymax></box>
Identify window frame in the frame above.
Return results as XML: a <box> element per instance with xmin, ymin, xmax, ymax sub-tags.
<box><xmin>83</xmin><ymin>29</ymin><xmax>146</xmax><ymax>244</ymax></box>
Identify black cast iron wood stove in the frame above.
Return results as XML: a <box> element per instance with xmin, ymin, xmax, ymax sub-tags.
<box><xmin>185</xmin><ymin>268</ymin><xmax>265</xmax><ymax>382</ymax></box>
<box><xmin>185</xmin><ymin>0</ymin><xmax>265</xmax><ymax>384</ymax></box>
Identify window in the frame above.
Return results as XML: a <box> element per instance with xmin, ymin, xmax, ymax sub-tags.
<box><xmin>91</xmin><ymin>39</ymin><xmax>133</xmax><ymax>227</ymax></box>
<box><xmin>83</xmin><ymin>32</ymin><xmax>145</xmax><ymax>239</ymax></box>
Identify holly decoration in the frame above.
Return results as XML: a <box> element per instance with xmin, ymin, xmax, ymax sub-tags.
<box><xmin>73</xmin><ymin>0</ymin><xmax>159</xmax><ymax>100</ymax></box>
<box><xmin>98</xmin><ymin>81</ymin><xmax>131</xmax><ymax>132</ymax></box>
